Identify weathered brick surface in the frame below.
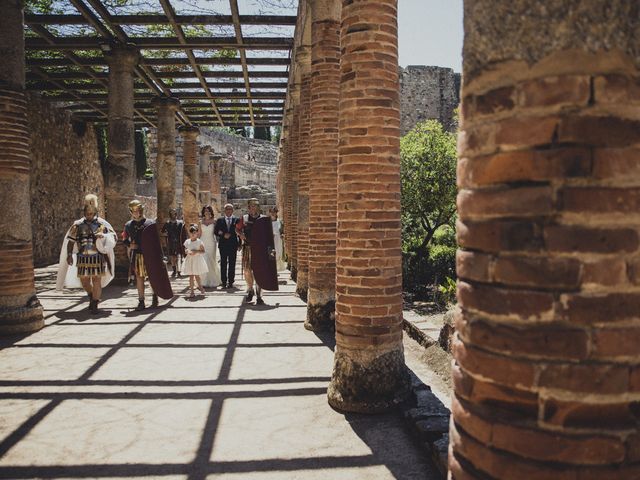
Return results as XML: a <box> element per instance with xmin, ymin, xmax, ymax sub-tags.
<box><xmin>305</xmin><ymin>0</ymin><xmax>341</xmax><ymax>331</ymax></box>
<box><xmin>296</xmin><ymin>58</ymin><xmax>311</xmax><ymax>300</ymax></box>
<box><xmin>453</xmin><ymin>3</ymin><xmax>640</xmax><ymax>476</ymax></box>
<box><xmin>0</xmin><ymin>4</ymin><xmax>43</xmax><ymax>334</ymax></box>
<box><xmin>327</xmin><ymin>0</ymin><xmax>410</xmax><ymax>414</ymax></box>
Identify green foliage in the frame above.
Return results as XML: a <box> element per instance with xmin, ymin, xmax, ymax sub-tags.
<box><xmin>401</xmin><ymin>119</ymin><xmax>457</xmax><ymax>251</ymax></box>
<box><xmin>401</xmin><ymin>120</ymin><xmax>458</xmax><ymax>299</ymax></box>
<box><xmin>437</xmin><ymin>277</ymin><xmax>457</xmax><ymax>307</ymax></box>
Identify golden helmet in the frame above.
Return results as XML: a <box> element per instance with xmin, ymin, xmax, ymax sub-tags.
<box><xmin>128</xmin><ymin>199</ymin><xmax>144</xmax><ymax>214</ymax></box>
<box><xmin>83</xmin><ymin>194</ymin><xmax>99</xmax><ymax>216</ymax></box>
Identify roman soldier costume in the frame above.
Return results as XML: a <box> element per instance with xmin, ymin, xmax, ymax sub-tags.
<box><xmin>161</xmin><ymin>209</ymin><xmax>186</xmax><ymax>277</ymax></box>
<box><xmin>122</xmin><ymin>199</ymin><xmax>157</xmax><ymax>310</ymax></box>
<box><xmin>236</xmin><ymin>198</ymin><xmax>266</xmax><ymax>304</ymax></box>
<box><xmin>56</xmin><ymin>194</ymin><xmax>117</xmax><ymax>313</ymax></box>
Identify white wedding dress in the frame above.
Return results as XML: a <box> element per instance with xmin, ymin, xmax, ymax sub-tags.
<box><xmin>200</xmin><ymin>222</ymin><xmax>222</xmax><ymax>287</ymax></box>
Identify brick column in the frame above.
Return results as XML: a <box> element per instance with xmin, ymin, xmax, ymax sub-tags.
<box><xmin>104</xmin><ymin>42</ymin><xmax>139</xmax><ymax>280</ymax></box>
<box><xmin>281</xmin><ymin>121</ymin><xmax>291</xmax><ymax>264</ymax></box>
<box><xmin>0</xmin><ymin>3</ymin><xmax>43</xmax><ymax>334</ymax></box>
<box><xmin>286</xmin><ymin>97</ymin><xmax>301</xmax><ymax>281</ymax></box>
<box><xmin>305</xmin><ymin>0</ymin><xmax>341</xmax><ymax>331</ymax></box>
<box><xmin>152</xmin><ymin>95</ymin><xmax>179</xmax><ymax>226</ymax></box>
<box><xmin>199</xmin><ymin>145</ymin><xmax>211</xmax><ymax>209</ymax></box>
<box><xmin>296</xmin><ymin>49</ymin><xmax>312</xmax><ymax>301</ymax></box>
<box><xmin>327</xmin><ymin>0</ymin><xmax>409</xmax><ymax>413</ymax></box>
<box><xmin>452</xmin><ymin>2</ymin><xmax>640</xmax><ymax>478</ymax></box>
<box><xmin>179</xmin><ymin>125</ymin><xmax>200</xmax><ymax>226</ymax></box>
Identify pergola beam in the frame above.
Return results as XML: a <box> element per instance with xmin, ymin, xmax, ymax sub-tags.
<box><xmin>230</xmin><ymin>0</ymin><xmax>255</xmax><ymax>127</ymax></box>
<box><xmin>158</xmin><ymin>0</ymin><xmax>224</xmax><ymax>126</ymax></box>
<box><xmin>26</xmin><ymin>70</ymin><xmax>289</xmax><ymax>80</ymax></box>
<box><xmin>28</xmin><ymin>81</ymin><xmax>287</xmax><ymax>90</ymax></box>
<box><xmin>25</xmin><ymin>36</ymin><xmax>293</xmax><ymax>50</ymax></box>
<box><xmin>68</xmin><ymin>0</ymin><xmax>188</xmax><ymax>126</ymax></box>
<box><xmin>25</xmin><ymin>14</ymin><xmax>297</xmax><ymax>26</ymax></box>
<box><xmin>26</xmin><ymin>56</ymin><xmax>290</xmax><ymax>67</ymax></box>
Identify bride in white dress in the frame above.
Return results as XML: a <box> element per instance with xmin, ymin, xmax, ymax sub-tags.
<box><xmin>199</xmin><ymin>205</ymin><xmax>222</xmax><ymax>288</ymax></box>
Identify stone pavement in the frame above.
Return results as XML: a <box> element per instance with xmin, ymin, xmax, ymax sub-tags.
<box><xmin>0</xmin><ymin>266</ymin><xmax>442</xmax><ymax>479</ymax></box>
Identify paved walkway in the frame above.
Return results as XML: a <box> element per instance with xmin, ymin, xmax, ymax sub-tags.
<box><xmin>0</xmin><ymin>266</ymin><xmax>440</xmax><ymax>479</ymax></box>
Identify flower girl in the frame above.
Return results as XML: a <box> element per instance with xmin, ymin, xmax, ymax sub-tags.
<box><xmin>182</xmin><ymin>224</ymin><xmax>208</xmax><ymax>297</ymax></box>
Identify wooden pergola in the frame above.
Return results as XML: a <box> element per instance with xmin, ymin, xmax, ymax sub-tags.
<box><xmin>23</xmin><ymin>0</ymin><xmax>295</xmax><ymax>128</ymax></box>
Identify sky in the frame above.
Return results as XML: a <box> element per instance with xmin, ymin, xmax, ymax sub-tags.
<box><xmin>398</xmin><ymin>0</ymin><xmax>463</xmax><ymax>72</ymax></box>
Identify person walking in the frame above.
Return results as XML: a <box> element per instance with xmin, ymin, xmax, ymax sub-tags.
<box><xmin>182</xmin><ymin>224</ymin><xmax>208</xmax><ymax>297</ymax></box>
<box><xmin>199</xmin><ymin>205</ymin><xmax>222</xmax><ymax>288</ymax></box>
<box><xmin>215</xmin><ymin>203</ymin><xmax>239</xmax><ymax>289</ymax></box>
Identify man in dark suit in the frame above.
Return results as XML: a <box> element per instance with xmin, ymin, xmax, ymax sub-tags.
<box><xmin>215</xmin><ymin>203</ymin><xmax>239</xmax><ymax>288</ymax></box>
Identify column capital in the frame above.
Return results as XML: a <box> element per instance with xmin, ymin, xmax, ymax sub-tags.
<box><xmin>151</xmin><ymin>95</ymin><xmax>180</xmax><ymax>111</ymax></box>
<box><xmin>295</xmin><ymin>46</ymin><xmax>312</xmax><ymax>71</ymax></box>
<box><xmin>179</xmin><ymin>125</ymin><xmax>200</xmax><ymax>139</ymax></box>
<box><xmin>310</xmin><ymin>0</ymin><xmax>341</xmax><ymax>22</ymax></box>
<box><xmin>199</xmin><ymin>145</ymin><xmax>212</xmax><ymax>155</ymax></box>
<box><xmin>103</xmin><ymin>41</ymin><xmax>140</xmax><ymax>70</ymax></box>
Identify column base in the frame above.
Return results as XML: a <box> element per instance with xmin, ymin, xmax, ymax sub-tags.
<box><xmin>305</xmin><ymin>300</ymin><xmax>335</xmax><ymax>331</ymax></box>
<box><xmin>290</xmin><ymin>265</ymin><xmax>298</xmax><ymax>282</ymax></box>
<box><xmin>327</xmin><ymin>347</ymin><xmax>411</xmax><ymax>413</ymax></box>
<box><xmin>0</xmin><ymin>297</ymin><xmax>44</xmax><ymax>335</ymax></box>
<box><xmin>296</xmin><ymin>269</ymin><xmax>308</xmax><ymax>302</ymax></box>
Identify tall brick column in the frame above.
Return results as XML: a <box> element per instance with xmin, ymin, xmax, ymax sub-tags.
<box><xmin>305</xmin><ymin>0</ymin><xmax>341</xmax><ymax>331</ymax></box>
<box><xmin>152</xmin><ymin>95</ymin><xmax>179</xmax><ymax>226</ymax></box>
<box><xmin>287</xmin><ymin>98</ymin><xmax>301</xmax><ymax>280</ymax></box>
<box><xmin>295</xmin><ymin>49</ymin><xmax>312</xmax><ymax>301</ymax></box>
<box><xmin>199</xmin><ymin>145</ymin><xmax>211</xmax><ymax>209</ymax></box>
<box><xmin>104</xmin><ymin>42</ymin><xmax>139</xmax><ymax>280</ymax></box>
<box><xmin>0</xmin><ymin>2</ymin><xmax>43</xmax><ymax>334</ymax></box>
<box><xmin>327</xmin><ymin>0</ymin><xmax>409</xmax><ymax>413</ymax></box>
<box><xmin>281</xmin><ymin>121</ymin><xmax>291</xmax><ymax>264</ymax></box>
<box><xmin>452</xmin><ymin>2</ymin><xmax>640</xmax><ymax>478</ymax></box>
<box><xmin>179</xmin><ymin>125</ymin><xmax>200</xmax><ymax>225</ymax></box>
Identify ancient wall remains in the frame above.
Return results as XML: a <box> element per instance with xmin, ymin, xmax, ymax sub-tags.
<box><xmin>28</xmin><ymin>93</ymin><xmax>104</xmax><ymax>266</ymax></box>
<box><xmin>399</xmin><ymin>65</ymin><xmax>461</xmax><ymax>135</ymax></box>
<box><xmin>198</xmin><ymin>129</ymin><xmax>277</xmax><ymax>191</ymax></box>
<box><xmin>147</xmin><ymin>127</ymin><xmax>278</xmax><ymax>211</ymax></box>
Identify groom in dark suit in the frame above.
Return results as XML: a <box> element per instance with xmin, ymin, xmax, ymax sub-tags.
<box><xmin>215</xmin><ymin>203</ymin><xmax>239</xmax><ymax>288</ymax></box>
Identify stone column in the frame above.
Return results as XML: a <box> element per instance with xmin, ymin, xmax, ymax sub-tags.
<box><xmin>179</xmin><ymin>125</ymin><xmax>200</xmax><ymax>226</ymax></box>
<box><xmin>295</xmin><ymin>49</ymin><xmax>312</xmax><ymax>301</ymax></box>
<box><xmin>305</xmin><ymin>0</ymin><xmax>341</xmax><ymax>331</ymax></box>
<box><xmin>0</xmin><ymin>2</ymin><xmax>43</xmax><ymax>334</ymax></box>
<box><xmin>327</xmin><ymin>0</ymin><xmax>409</xmax><ymax>413</ymax></box>
<box><xmin>452</xmin><ymin>2</ymin><xmax>640</xmax><ymax>478</ymax></box>
<box><xmin>210</xmin><ymin>153</ymin><xmax>222</xmax><ymax>210</ymax></box>
<box><xmin>104</xmin><ymin>42</ymin><xmax>139</xmax><ymax>280</ymax></box>
<box><xmin>152</xmin><ymin>95</ymin><xmax>179</xmax><ymax>226</ymax></box>
<box><xmin>199</xmin><ymin>145</ymin><xmax>212</xmax><ymax>209</ymax></box>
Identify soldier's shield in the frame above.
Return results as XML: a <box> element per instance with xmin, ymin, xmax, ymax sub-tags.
<box><xmin>141</xmin><ymin>223</ymin><xmax>174</xmax><ymax>299</ymax></box>
<box><xmin>250</xmin><ymin>216</ymin><xmax>279</xmax><ymax>291</ymax></box>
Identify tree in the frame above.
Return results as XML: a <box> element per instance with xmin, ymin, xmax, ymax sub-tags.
<box><xmin>401</xmin><ymin>120</ymin><xmax>457</xmax><ymax>254</ymax></box>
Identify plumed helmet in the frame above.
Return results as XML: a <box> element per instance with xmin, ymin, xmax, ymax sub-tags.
<box><xmin>83</xmin><ymin>194</ymin><xmax>99</xmax><ymax>215</ymax></box>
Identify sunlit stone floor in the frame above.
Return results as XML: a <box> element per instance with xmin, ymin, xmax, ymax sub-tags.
<box><xmin>0</xmin><ymin>265</ymin><xmax>439</xmax><ymax>479</ymax></box>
